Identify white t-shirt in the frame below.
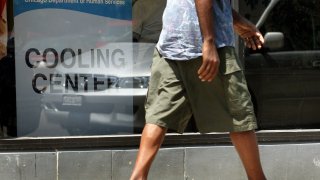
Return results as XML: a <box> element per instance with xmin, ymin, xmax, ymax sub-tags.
<box><xmin>157</xmin><ymin>0</ymin><xmax>235</xmax><ymax>60</ymax></box>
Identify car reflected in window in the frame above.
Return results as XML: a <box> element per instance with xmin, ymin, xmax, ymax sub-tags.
<box><xmin>244</xmin><ymin>0</ymin><xmax>320</xmax><ymax>129</ymax></box>
<box><xmin>40</xmin><ymin>42</ymin><xmax>155</xmax><ymax>135</ymax></box>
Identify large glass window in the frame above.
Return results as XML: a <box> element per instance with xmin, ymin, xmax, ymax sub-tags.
<box><xmin>0</xmin><ymin>0</ymin><xmax>172</xmax><ymax>137</ymax></box>
<box><xmin>10</xmin><ymin>0</ymin><xmax>163</xmax><ymax>137</ymax></box>
<box><xmin>1</xmin><ymin>0</ymin><xmax>320</xmax><ymax>139</ymax></box>
<box><xmin>243</xmin><ymin>0</ymin><xmax>320</xmax><ymax>129</ymax></box>
<box><xmin>259</xmin><ymin>0</ymin><xmax>320</xmax><ymax>51</ymax></box>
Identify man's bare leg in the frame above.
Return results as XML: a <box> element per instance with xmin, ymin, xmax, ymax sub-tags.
<box><xmin>230</xmin><ymin>130</ymin><xmax>266</xmax><ymax>180</ymax></box>
<box><xmin>130</xmin><ymin>124</ymin><xmax>167</xmax><ymax>180</ymax></box>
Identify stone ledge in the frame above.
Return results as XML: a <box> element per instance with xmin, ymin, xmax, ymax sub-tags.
<box><xmin>1</xmin><ymin>130</ymin><xmax>320</xmax><ymax>151</ymax></box>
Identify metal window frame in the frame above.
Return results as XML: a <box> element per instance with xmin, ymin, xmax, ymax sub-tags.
<box><xmin>1</xmin><ymin>130</ymin><xmax>320</xmax><ymax>151</ymax></box>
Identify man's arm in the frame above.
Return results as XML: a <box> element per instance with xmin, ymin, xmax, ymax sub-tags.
<box><xmin>195</xmin><ymin>0</ymin><xmax>220</xmax><ymax>82</ymax></box>
<box><xmin>232</xmin><ymin>9</ymin><xmax>264</xmax><ymax>50</ymax></box>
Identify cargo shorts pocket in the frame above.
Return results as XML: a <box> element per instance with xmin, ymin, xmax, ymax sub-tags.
<box><xmin>219</xmin><ymin>48</ymin><xmax>254</xmax><ymax>120</ymax></box>
<box><xmin>223</xmin><ymin>71</ymin><xmax>253</xmax><ymax>118</ymax></box>
<box><xmin>218</xmin><ymin>47</ymin><xmax>243</xmax><ymax>75</ymax></box>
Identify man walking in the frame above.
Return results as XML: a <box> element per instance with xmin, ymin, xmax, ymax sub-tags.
<box><xmin>130</xmin><ymin>0</ymin><xmax>266</xmax><ymax>179</ymax></box>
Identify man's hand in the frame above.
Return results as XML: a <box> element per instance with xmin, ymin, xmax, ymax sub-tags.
<box><xmin>0</xmin><ymin>19</ymin><xmax>6</xmax><ymax>36</ymax></box>
<box><xmin>239</xmin><ymin>30</ymin><xmax>264</xmax><ymax>50</ymax></box>
<box><xmin>232</xmin><ymin>10</ymin><xmax>264</xmax><ymax>50</ymax></box>
<box><xmin>198</xmin><ymin>40</ymin><xmax>220</xmax><ymax>82</ymax></box>
<box><xmin>195</xmin><ymin>0</ymin><xmax>219</xmax><ymax>82</ymax></box>
<box><xmin>0</xmin><ymin>42</ymin><xmax>6</xmax><ymax>59</ymax></box>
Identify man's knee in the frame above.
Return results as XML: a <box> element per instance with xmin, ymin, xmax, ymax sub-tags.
<box><xmin>142</xmin><ymin>124</ymin><xmax>167</xmax><ymax>138</ymax></box>
<box><xmin>229</xmin><ymin>130</ymin><xmax>255</xmax><ymax>137</ymax></box>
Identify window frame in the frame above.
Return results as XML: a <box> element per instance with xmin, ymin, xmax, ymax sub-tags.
<box><xmin>1</xmin><ymin>130</ymin><xmax>320</xmax><ymax>151</ymax></box>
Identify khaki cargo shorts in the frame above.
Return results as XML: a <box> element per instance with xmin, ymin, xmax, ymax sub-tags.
<box><xmin>145</xmin><ymin>47</ymin><xmax>257</xmax><ymax>133</ymax></box>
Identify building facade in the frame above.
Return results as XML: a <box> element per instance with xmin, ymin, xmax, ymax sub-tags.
<box><xmin>1</xmin><ymin>0</ymin><xmax>320</xmax><ymax>179</ymax></box>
